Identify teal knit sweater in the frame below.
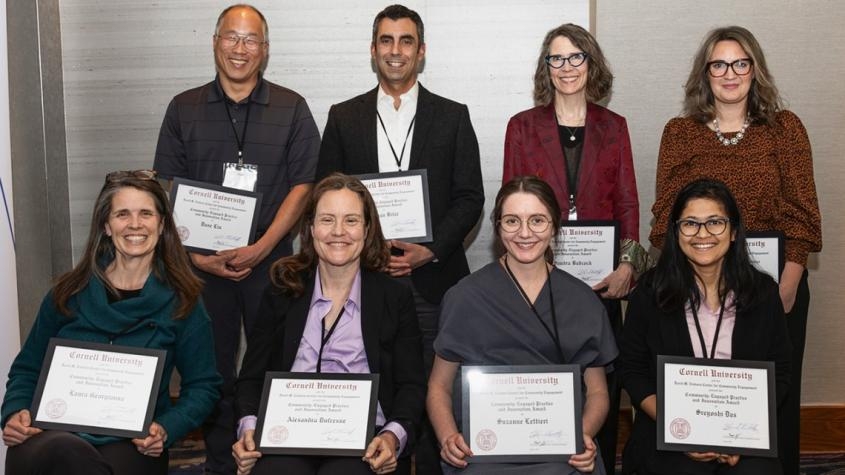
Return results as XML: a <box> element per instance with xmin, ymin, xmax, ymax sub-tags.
<box><xmin>1</xmin><ymin>273</ymin><xmax>222</xmax><ymax>447</ymax></box>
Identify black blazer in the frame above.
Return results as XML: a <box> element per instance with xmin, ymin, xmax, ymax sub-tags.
<box><xmin>235</xmin><ymin>269</ymin><xmax>426</xmax><ymax>455</ymax></box>
<box><xmin>620</xmin><ymin>273</ymin><xmax>791</xmax><ymax>473</ymax></box>
<box><xmin>316</xmin><ymin>85</ymin><xmax>485</xmax><ymax>303</ymax></box>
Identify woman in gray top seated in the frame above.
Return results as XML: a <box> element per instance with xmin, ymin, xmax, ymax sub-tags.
<box><xmin>427</xmin><ymin>176</ymin><xmax>618</xmax><ymax>474</ymax></box>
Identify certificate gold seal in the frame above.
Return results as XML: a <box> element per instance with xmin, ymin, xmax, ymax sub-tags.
<box><xmin>670</xmin><ymin>418</ymin><xmax>691</xmax><ymax>440</ymax></box>
<box><xmin>177</xmin><ymin>226</ymin><xmax>190</xmax><ymax>242</ymax></box>
<box><xmin>475</xmin><ymin>429</ymin><xmax>497</xmax><ymax>451</ymax></box>
<box><xmin>268</xmin><ymin>425</ymin><xmax>289</xmax><ymax>444</ymax></box>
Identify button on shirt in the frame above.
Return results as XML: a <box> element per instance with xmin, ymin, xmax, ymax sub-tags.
<box><xmin>685</xmin><ymin>292</ymin><xmax>737</xmax><ymax>359</ymax></box>
<box><xmin>376</xmin><ymin>82</ymin><xmax>418</xmax><ymax>172</ymax></box>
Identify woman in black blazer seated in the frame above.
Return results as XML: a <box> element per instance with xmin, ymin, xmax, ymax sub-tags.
<box><xmin>621</xmin><ymin>179</ymin><xmax>790</xmax><ymax>475</ymax></box>
<box><xmin>232</xmin><ymin>174</ymin><xmax>426</xmax><ymax>475</ymax></box>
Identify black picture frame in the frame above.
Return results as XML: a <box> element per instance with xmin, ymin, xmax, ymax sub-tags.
<box><xmin>30</xmin><ymin>338</ymin><xmax>166</xmax><ymax>439</ymax></box>
<box><xmin>356</xmin><ymin>169</ymin><xmax>433</xmax><ymax>243</ymax></box>
<box><xmin>461</xmin><ymin>364</ymin><xmax>584</xmax><ymax>463</ymax></box>
<box><xmin>169</xmin><ymin>177</ymin><xmax>263</xmax><ymax>255</ymax></box>
<box><xmin>254</xmin><ymin>372</ymin><xmax>380</xmax><ymax>456</ymax></box>
<box><xmin>657</xmin><ymin>355</ymin><xmax>777</xmax><ymax>457</ymax></box>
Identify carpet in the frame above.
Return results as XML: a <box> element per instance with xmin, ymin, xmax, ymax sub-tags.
<box><xmin>168</xmin><ymin>439</ymin><xmax>845</xmax><ymax>475</ymax></box>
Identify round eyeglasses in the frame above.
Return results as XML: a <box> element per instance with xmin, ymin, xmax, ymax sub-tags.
<box><xmin>676</xmin><ymin>218</ymin><xmax>730</xmax><ymax>236</ymax></box>
<box><xmin>545</xmin><ymin>52</ymin><xmax>588</xmax><ymax>69</ymax></box>
<box><xmin>215</xmin><ymin>34</ymin><xmax>267</xmax><ymax>52</ymax></box>
<box><xmin>707</xmin><ymin>58</ymin><xmax>753</xmax><ymax>77</ymax></box>
<box><xmin>499</xmin><ymin>214</ymin><xmax>552</xmax><ymax>233</ymax></box>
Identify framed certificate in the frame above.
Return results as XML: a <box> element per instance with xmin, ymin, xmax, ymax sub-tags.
<box><xmin>746</xmin><ymin>231</ymin><xmax>784</xmax><ymax>283</ymax></box>
<box><xmin>356</xmin><ymin>170</ymin><xmax>433</xmax><ymax>243</ymax></box>
<box><xmin>554</xmin><ymin>221</ymin><xmax>619</xmax><ymax>287</ymax></box>
<box><xmin>255</xmin><ymin>372</ymin><xmax>380</xmax><ymax>456</ymax></box>
<box><xmin>657</xmin><ymin>355</ymin><xmax>777</xmax><ymax>457</ymax></box>
<box><xmin>169</xmin><ymin>177</ymin><xmax>262</xmax><ymax>254</ymax></box>
<box><xmin>461</xmin><ymin>365</ymin><xmax>583</xmax><ymax>463</ymax></box>
<box><xmin>30</xmin><ymin>338</ymin><xmax>166</xmax><ymax>438</ymax></box>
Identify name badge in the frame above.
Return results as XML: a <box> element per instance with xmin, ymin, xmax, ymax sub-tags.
<box><xmin>223</xmin><ymin>163</ymin><xmax>258</xmax><ymax>192</ymax></box>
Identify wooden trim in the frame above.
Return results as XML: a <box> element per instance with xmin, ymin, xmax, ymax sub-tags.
<box><xmin>799</xmin><ymin>405</ymin><xmax>845</xmax><ymax>453</ymax></box>
<box><xmin>615</xmin><ymin>405</ymin><xmax>845</xmax><ymax>455</ymax></box>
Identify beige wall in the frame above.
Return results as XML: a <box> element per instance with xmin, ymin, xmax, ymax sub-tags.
<box><xmin>596</xmin><ymin>1</ymin><xmax>845</xmax><ymax>404</ymax></box>
<box><xmin>10</xmin><ymin>1</ymin><xmax>842</xmax><ymax>404</ymax></box>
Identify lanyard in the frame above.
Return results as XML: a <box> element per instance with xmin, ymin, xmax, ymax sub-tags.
<box><xmin>317</xmin><ymin>307</ymin><xmax>345</xmax><ymax>373</ymax></box>
<box><xmin>376</xmin><ymin>111</ymin><xmax>416</xmax><ymax>170</ymax></box>
<box><xmin>223</xmin><ymin>99</ymin><xmax>253</xmax><ymax>167</ymax></box>
<box><xmin>563</xmin><ymin>139</ymin><xmax>582</xmax><ymax>220</ymax></box>
<box><xmin>502</xmin><ymin>256</ymin><xmax>565</xmax><ymax>363</ymax></box>
<box><xmin>690</xmin><ymin>295</ymin><xmax>726</xmax><ymax>359</ymax></box>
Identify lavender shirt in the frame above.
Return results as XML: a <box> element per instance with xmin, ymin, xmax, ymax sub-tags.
<box><xmin>239</xmin><ymin>268</ymin><xmax>407</xmax><ymax>452</ymax></box>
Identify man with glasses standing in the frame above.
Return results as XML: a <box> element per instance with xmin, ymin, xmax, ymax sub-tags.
<box><xmin>153</xmin><ymin>4</ymin><xmax>320</xmax><ymax>474</ymax></box>
<box><xmin>316</xmin><ymin>5</ymin><xmax>484</xmax><ymax>473</ymax></box>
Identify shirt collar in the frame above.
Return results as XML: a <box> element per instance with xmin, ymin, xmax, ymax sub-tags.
<box><xmin>311</xmin><ymin>266</ymin><xmax>362</xmax><ymax>312</ymax></box>
<box><xmin>209</xmin><ymin>74</ymin><xmax>270</xmax><ymax>105</ymax></box>
<box><xmin>377</xmin><ymin>81</ymin><xmax>419</xmax><ymax>109</ymax></box>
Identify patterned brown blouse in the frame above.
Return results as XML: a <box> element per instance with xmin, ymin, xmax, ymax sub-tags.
<box><xmin>650</xmin><ymin>110</ymin><xmax>822</xmax><ymax>265</ymax></box>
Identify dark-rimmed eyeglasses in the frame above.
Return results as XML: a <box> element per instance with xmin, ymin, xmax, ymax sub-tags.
<box><xmin>676</xmin><ymin>218</ymin><xmax>730</xmax><ymax>236</ymax></box>
<box><xmin>105</xmin><ymin>169</ymin><xmax>157</xmax><ymax>182</ymax></box>
<box><xmin>499</xmin><ymin>214</ymin><xmax>552</xmax><ymax>233</ymax></box>
<box><xmin>215</xmin><ymin>33</ymin><xmax>267</xmax><ymax>52</ymax></box>
<box><xmin>545</xmin><ymin>52</ymin><xmax>589</xmax><ymax>69</ymax></box>
<box><xmin>707</xmin><ymin>58</ymin><xmax>753</xmax><ymax>77</ymax></box>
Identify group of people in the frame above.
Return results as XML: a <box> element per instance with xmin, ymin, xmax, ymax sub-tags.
<box><xmin>1</xmin><ymin>3</ymin><xmax>821</xmax><ymax>475</ymax></box>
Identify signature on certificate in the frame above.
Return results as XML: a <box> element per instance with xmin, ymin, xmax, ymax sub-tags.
<box><xmin>723</xmin><ymin>422</ymin><xmax>761</xmax><ymax>442</ymax></box>
<box><xmin>321</xmin><ymin>426</ymin><xmax>359</xmax><ymax>443</ymax></box>
<box><xmin>97</xmin><ymin>405</ymin><xmax>139</xmax><ymax>425</ymax></box>
<box><xmin>528</xmin><ymin>429</ymin><xmax>567</xmax><ymax>447</ymax></box>
<box><xmin>391</xmin><ymin>219</ymin><xmax>419</xmax><ymax>234</ymax></box>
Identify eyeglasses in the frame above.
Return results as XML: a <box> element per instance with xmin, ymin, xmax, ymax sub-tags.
<box><xmin>676</xmin><ymin>218</ymin><xmax>730</xmax><ymax>236</ymax></box>
<box><xmin>545</xmin><ymin>52</ymin><xmax>589</xmax><ymax>69</ymax></box>
<box><xmin>215</xmin><ymin>33</ymin><xmax>267</xmax><ymax>51</ymax></box>
<box><xmin>499</xmin><ymin>214</ymin><xmax>552</xmax><ymax>233</ymax></box>
<box><xmin>707</xmin><ymin>58</ymin><xmax>753</xmax><ymax>77</ymax></box>
<box><xmin>105</xmin><ymin>170</ymin><xmax>157</xmax><ymax>182</ymax></box>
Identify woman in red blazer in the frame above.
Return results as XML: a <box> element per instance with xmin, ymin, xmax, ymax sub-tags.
<box><xmin>502</xmin><ymin>23</ymin><xmax>650</xmax><ymax>472</ymax></box>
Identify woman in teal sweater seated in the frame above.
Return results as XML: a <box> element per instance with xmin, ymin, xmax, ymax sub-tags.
<box><xmin>1</xmin><ymin>170</ymin><xmax>222</xmax><ymax>475</ymax></box>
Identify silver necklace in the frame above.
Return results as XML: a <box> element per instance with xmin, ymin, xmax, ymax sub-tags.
<box><xmin>562</xmin><ymin>125</ymin><xmax>580</xmax><ymax>142</ymax></box>
<box><xmin>556</xmin><ymin>113</ymin><xmax>584</xmax><ymax>142</ymax></box>
<box><xmin>713</xmin><ymin>116</ymin><xmax>750</xmax><ymax>146</ymax></box>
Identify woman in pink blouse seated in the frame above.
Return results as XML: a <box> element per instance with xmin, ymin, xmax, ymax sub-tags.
<box><xmin>621</xmin><ymin>179</ymin><xmax>790</xmax><ymax>475</ymax></box>
<box><xmin>232</xmin><ymin>174</ymin><xmax>425</xmax><ymax>475</ymax></box>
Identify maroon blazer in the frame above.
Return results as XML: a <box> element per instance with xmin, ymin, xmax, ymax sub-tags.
<box><xmin>502</xmin><ymin>102</ymin><xmax>639</xmax><ymax>241</ymax></box>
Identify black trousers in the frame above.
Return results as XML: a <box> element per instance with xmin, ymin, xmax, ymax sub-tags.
<box><xmin>596</xmin><ymin>297</ymin><xmax>623</xmax><ymax>474</ymax></box>
<box><xmin>5</xmin><ymin>431</ymin><xmax>169</xmax><ymax>475</ymax></box>
<box><xmin>635</xmin><ymin>455</ymin><xmax>781</xmax><ymax>475</ymax></box>
<box><xmin>197</xmin><ymin>242</ymin><xmax>290</xmax><ymax>475</ymax></box>
<box><xmin>777</xmin><ymin>271</ymin><xmax>809</xmax><ymax>475</ymax></box>
<box><xmin>400</xmin><ymin>278</ymin><xmax>444</xmax><ymax>475</ymax></box>
<box><xmin>251</xmin><ymin>454</ymin><xmax>411</xmax><ymax>475</ymax></box>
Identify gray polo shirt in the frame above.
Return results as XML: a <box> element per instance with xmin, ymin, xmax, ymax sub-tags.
<box><xmin>154</xmin><ymin>75</ymin><xmax>320</xmax><ymax>243</ymax></box>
